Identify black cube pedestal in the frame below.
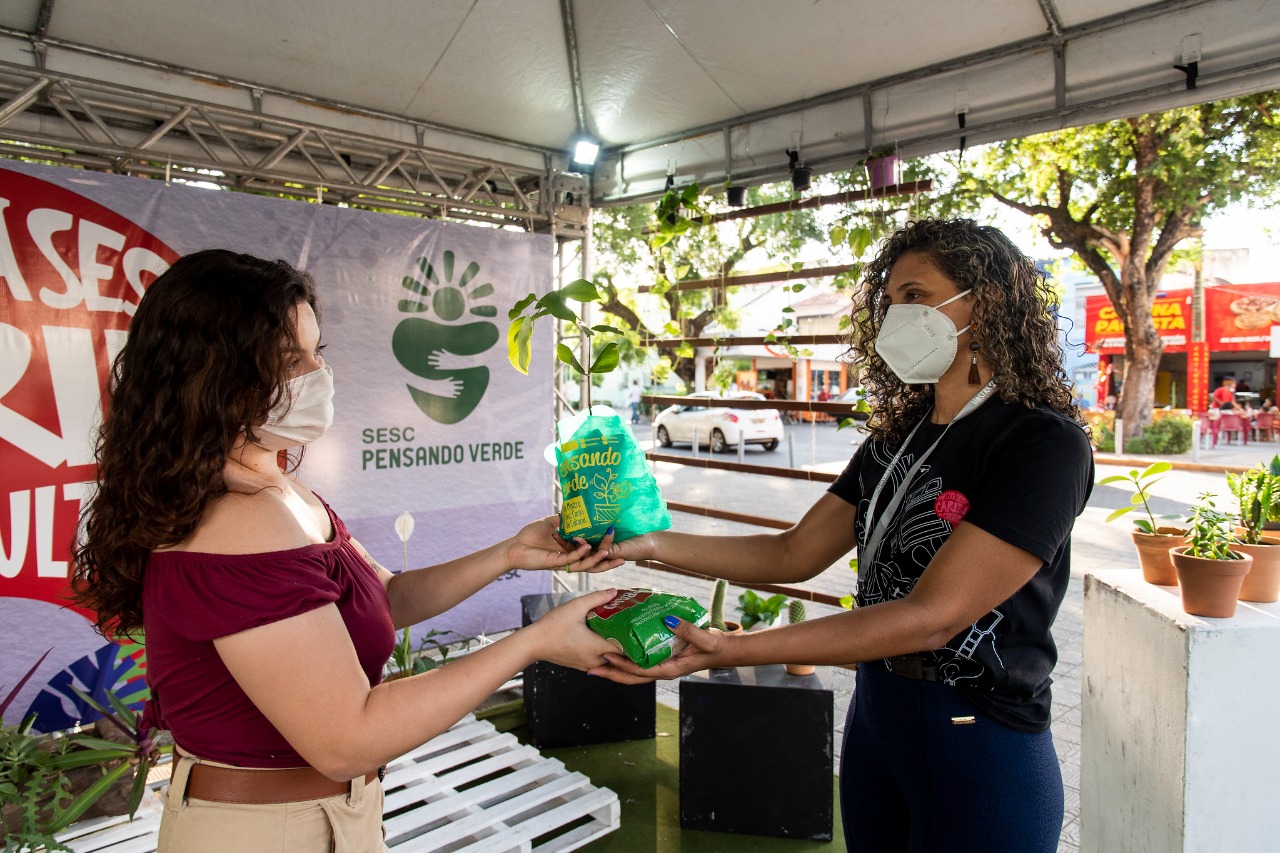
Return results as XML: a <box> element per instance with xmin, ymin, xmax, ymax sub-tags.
<box><xmin>679</xmin><ymin>665</ymin><xmax>834</xmax><ymax>841</ymax></box>
<box><xmin>520</xmin><ymin>593</ymin><xmax>656</xmax><ymax>749</ymax></box>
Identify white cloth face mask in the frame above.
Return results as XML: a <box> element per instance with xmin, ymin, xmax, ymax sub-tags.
<box><xmin>259</xmin><ymin>364</ymin><xmax>334</xmax><ymax>448</ymax></box>
<box><xmin>874</xmin><ymin>289</ymin><xmax>972</xmax><ymax>384</ymax></box>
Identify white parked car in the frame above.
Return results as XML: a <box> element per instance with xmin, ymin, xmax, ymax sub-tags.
<box><xmin>652</xmin><ymin>392</ymin><xmax>784</xmax><ymax>452</ymax></box>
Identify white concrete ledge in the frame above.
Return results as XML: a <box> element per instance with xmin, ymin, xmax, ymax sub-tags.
<box><xmin>1082</xmin><ymin>569</ymin><xmax>1280</xmax><ymax>852</ymax></box>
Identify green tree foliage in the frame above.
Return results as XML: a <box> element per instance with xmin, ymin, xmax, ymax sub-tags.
<box><xmin>962</xmin><ymin>94</ymin><xmax>1280</xmax><ymax>433</ymax></box>
<box><xmin>591</xmin><ymin>182</ymin><xmax>827</xmax><ymax>387</ymax></box>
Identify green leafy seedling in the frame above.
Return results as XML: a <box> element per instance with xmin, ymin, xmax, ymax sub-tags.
<box><xmin>1099</xmin><ymin>461</ymin><xmax>1180</xmax><ymax>534</ymax></box>
<box><xmin>1228</xmin><ymin>454</ymin><xmax>1280</xmax><ymax>545</ymax></box>
<box><xmin>1183</xmin><ymin>492</ymin><xmax>1243</xmax><ymax>560</ymax></box>
<box><xmin>736</xmin><ymin>590</ymin><xmax>787</xmax><ymax>629</ymax></box>
<box><xmin>506</xmin><ymin>277</ymin><xmax>628</xmax><ymax>409</ymax></box>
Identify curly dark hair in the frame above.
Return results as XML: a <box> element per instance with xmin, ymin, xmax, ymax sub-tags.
<box><xmin>71</xmin><ymin>250</ymin><xmax>318</xmax><ymax>637</ymax></box>
<box><xmin>848</xmin><ymin>219</ymin><xmax>1083</xmax><ymax>447</ymax></box>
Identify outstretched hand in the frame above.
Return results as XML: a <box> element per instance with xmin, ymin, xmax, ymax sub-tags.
<box><xmin>599</xmin><ymin>530</ymin><xmax>657</xmax><ymax>565</ymax></box>
<box><xmin>586</xmin><ymin>617</ymin><xmax>733</xmax><ymax>684</ymax></box>
<box><xmin>528</xmin><ymin>588</ymin><xmax>622</xmax><ymax>671</ymax></box>
<box><xmin>507</xmin><ymin>516</ymin><xmax>625</xmax><ymax>574</ymax></box>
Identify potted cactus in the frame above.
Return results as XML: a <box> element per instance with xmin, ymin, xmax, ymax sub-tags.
<box><xmin>1101</xmin><ymin>461</ymin><xmax>1185</xmax><ymax>585</ymax></box>
<box><xmin>708</xmin><ymin>578</ymin><xmax>742</xmax><ymax>635</ymax></box>
<box><xmin>784</xmin><ymin>600</ymin><xmax>816</xmax><ymax>676</ymax></box>
<box><xmin>1227</xmin><ymin>456</ymin><xmax>1280</xmax><ymax>603</ymax></box>
<box><xmin>1170</xmin><ymin>492</ymin><xmax>1252</xmax><ymax>617</ymax></box>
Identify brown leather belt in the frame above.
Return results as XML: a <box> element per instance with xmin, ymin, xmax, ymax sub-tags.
<box><xmin>185</xmin><ymin>762</ymin><xmax>384</xmax><ymax>804</ymax></box>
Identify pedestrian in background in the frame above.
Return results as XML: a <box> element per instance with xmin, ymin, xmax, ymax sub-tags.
<box><xmin>1213</xmin><ymin>377</ymin><xmax>1237</xmax><ymax>407</ymax></box>
<box><xmin>627</xmin><ymin>379</ymin><xmax>642</xmax><ymax>424</ymax></box>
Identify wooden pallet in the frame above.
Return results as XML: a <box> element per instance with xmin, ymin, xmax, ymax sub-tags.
<box><xmin>57</xmin><ymin>715</ymin><xmax>619</xmax><ymax>853</ymax></box>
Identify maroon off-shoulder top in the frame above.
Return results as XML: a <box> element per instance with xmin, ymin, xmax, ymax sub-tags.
<box><xmin>139</xmin><ymin>497</ymin><xmax>395</xmax><ymax>767</ymax></box>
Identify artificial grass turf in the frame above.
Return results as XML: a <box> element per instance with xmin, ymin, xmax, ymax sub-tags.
<box><xmin>513</xmin><ymin>701</ymin><xmax>844</xmax><ymax>852</ymax></box>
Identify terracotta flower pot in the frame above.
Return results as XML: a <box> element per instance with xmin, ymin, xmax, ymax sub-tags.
<box><xmin>784</xmin><ymin>663</ymin><xmax>817</xmax><ymax>676</ymax></box>
<box><xmin>711</xmin><ymin>620</ymin><xmax>743</xmax><ymax>636</ymax></box>
<box><xmin>1131</xmin><ymin>528</ymin><xmax>1185</xmax><ymax>585</ymax></box>
<box><xmin>1231</xmin><ymin>537</ymin><xmax>1280</xmax><ymax>603</ymax></box>
<box><xmin>1170</xmin><ymin>546</ymin><xmax>1252</xmax><ymax>617</ymax></box>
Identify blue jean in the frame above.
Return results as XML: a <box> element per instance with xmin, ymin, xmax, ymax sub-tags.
<box><xmin>629</xmin><ymin>402</ymin><xmax>639</xmax><ymax>423</ymax></box>
<box><xmin>840</xmin><ymin>664</ymin><xmax>1063</xmax><ymax>852</ymax></box>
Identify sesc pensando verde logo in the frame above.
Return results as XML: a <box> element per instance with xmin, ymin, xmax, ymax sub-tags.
<box><xmin>392</xmin><ymin>250</ymin><xmax>499</xmax><ymax>424</ymax></box>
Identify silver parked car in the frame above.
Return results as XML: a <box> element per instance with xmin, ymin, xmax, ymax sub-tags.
<box><xmin>652</xmin><ymin>392</ymin><xmax>784</xmax><ymax>452</ymax></box>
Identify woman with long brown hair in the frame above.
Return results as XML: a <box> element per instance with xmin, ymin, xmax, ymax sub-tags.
<box><xmin>72</xmin><ymin>249</ymin><xmax>621</xmax><ymax>852</ymax></box>
<box><xmin>594</xmin><ymin>219</ymin><xmax>1094</xmax><ymax>852</ymax></box>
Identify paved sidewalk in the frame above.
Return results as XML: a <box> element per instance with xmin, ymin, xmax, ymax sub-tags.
<box><xmin>597</xmin><ymin>431</ymin><xmax>1280</xmax><ymax>852</ymax></box>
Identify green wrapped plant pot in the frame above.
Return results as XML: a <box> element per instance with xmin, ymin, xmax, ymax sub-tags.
<box><xmin>554</xmin><ymin>406</ymin><xmax>671</xmax><ymax>545</ymax></box>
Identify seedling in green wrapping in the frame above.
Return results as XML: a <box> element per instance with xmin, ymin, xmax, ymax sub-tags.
<box><xmin>506</xmin><ymin>278</ymin><xmax>624</xmax><ymax>409</ymax></box>
<box><xmin>1100</xmin><ymin>461</ymin><xmax>1181</xmax><ymax>534</ymax></box>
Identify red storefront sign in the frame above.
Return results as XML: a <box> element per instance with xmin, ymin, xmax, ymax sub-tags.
<box><xmin>1187</xmin><ymin>341</ymin><xmax>1210</xmax><ymax>413</ymax></box>
<box><xmin>1086</xmin><ymin>283</ymin><xmax>1280</xmax><ymax>354</ymax></box>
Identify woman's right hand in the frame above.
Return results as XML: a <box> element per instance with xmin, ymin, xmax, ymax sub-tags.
<box><xmin>524</xmin><ymin>588</ymin><xmax>620</xmax><ymax>671</ymax></box>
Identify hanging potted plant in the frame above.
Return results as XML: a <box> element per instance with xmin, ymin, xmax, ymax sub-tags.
<box><xmin>1170</xmin><ymin>492</ymin><xmax>1252</xmax><ymax>617</ymax></box>
<box><xmin>1227</xmin><ymin>456</ymin><xmax>1280</xmax><ymax>603</ymax></box>
<box><xmin>1101</xmin><ymin>461</ymin><xmax>1186</xmax><ymax>585</ymax></box>
<box><xmin>866</xmin><ymin>149</ymin><xmax>898</xmax><ymax>190</ymax></box>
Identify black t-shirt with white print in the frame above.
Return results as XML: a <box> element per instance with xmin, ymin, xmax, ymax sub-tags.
<box><xmin>828</xmin><ymin>395</ymin><xmax>1094</xmax><ymax>732</ymax></box>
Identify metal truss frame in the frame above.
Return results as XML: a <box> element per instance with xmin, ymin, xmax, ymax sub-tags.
<box><xmin>0</xmin><ymin>58</ymin><xmax>593</xmax><ymax>234</ymax></box>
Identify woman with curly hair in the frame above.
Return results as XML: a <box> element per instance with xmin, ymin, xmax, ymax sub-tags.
<box><xmin>594</xmin><ymin>219</ymin><xmax>1094</xmax><ymax>852</ymax></box>
<box><xmin>71</xmin><ymin>249</ymin><xmax>621</xmax><ymax>852</ymax></box>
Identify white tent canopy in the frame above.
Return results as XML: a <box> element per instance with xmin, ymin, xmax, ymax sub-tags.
<box><xmin>1</xmin><ymin>0</ymin><xmax>1277</xmax><ymax>228</ymax></box>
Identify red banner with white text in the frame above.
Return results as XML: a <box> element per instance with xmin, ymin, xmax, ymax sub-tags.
<box><xmin>1086</xmin><ymin>283</ymin><xmax>1280</xmax><ymax>354</ymax></box>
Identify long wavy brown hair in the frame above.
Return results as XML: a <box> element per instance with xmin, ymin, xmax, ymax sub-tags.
<box><xmin>71</xmin><ymin>250</ymin><xmax>318</xmax><ymax>637</ymax></box>
<box><xmin>849</xmin><ymin>219</ymin><xmax>1083</xmax><ymax>447</ymax></box>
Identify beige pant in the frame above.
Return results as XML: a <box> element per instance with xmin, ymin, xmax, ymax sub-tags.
<box><xmin>158</xmin><ymin>755</ymin><xmax>389</xmax><ymax>853</ymax></box>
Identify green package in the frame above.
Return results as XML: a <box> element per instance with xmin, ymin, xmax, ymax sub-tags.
<box><xmin>586</xmin><ymin>589</ymin><xmax>710</xmax><ymax>668</ymax></box>
<box><xmin>555</xmin><ymin>407</ymin><xmax>672</xmax><ymax>545</ymax></box>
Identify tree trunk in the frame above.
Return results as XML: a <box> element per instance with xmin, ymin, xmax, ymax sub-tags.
<box><xmin>1116</xmin><ymin>275</ymin><xmax>1163</xmax><ymax>438</ymax></box>
<box><xmin>674</xmin><ymin>355</ymin><xmax>696</xmax><ymax>389</ymax></box>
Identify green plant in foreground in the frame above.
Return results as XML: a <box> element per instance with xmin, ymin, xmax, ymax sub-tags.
<box><xmin>709</xmin><ymin>578</ymin><xmax>728</xmax><ymax>631</ymax></box>
<box><xmin>837</xmin><ymin>386</ymin><xmax>873</xmax><ymax>431</ymax></box>
<box><xmin>506</xmin><ymin>278</ymin><xmax>624</xmax><ymax>410</ymax></box>
<box><xmin>737</xmin><ymin>590</ymin><xmax>787</xmax><ymax>630</ymax></box>
<box><xmin>1227</xmin><ymin>455</ymin><xmax>1280</xmax><ymax>545</ymax></box>
<box><xmin>1</xmin><ymin>651</ymin><xmax>166</xmax><ymax>848</ymax></box>
<box><xmin>840</xmin><ymin>555</ymin><xmax>859</xmax><ymax>610</ymax></box>
<box><xmin>390</xmin><ymin>628</ymin><xmax>471</xmax><ymax>679</ymax></box>
<box><xmin>1184</xmin><ymin>492</ymin><xmax>1243</xmax><ymax>560</ymax></box>
<box><xmin>1101</xmin><ymin>461</ymin><xmax>1181</xmax><ymax>534</ymax></box>
<box><xmin>787</xmin><ymin>599</ymin><xmax>806</xmax><ymax>624</ymax></box>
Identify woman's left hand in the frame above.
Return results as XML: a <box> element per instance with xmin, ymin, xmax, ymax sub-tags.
<box><xmin>507</xmin><ymin>516</ymin><xmax>625</xmax><ymax>574</ymax></box>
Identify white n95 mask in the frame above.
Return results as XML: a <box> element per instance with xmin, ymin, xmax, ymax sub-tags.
<box><xmin>259</xmin><ymin>365</ymin><xmax>334</xmax><ymax>448</ymax></box>
<box><xmin>874</xmin><ymin>290</ymin><xmax>972</xmax><ymax>384</ymax></box>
